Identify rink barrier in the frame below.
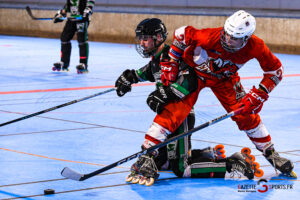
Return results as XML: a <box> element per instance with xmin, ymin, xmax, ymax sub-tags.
<box><xmin>0</xmin><ymin>8</ymin><xmax>300</xmax><ymax>54</ymax></box>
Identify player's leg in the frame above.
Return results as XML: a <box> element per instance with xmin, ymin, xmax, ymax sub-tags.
<box><xmin>53</xmin><ymin>21</ymin><xmax>76</xmax><ymax>71</ymax></box>
<box><xmin>182</xmin><ymin>148</ymin><xmax>254</xmax><ymax>180</ymax></box>
<box><xmin>167</xmin><ymin>110</ymin><xmax>195</xmax><ymax>177</ymax></box>
<box><xmin>153</xmin><ymin>79</ymin><xmax>203</xmax><ymax>133</ymax></box>
<box><xmin>76</xmin><ymin>21</ymin><xmax>89</xmax><ymax>73</ymax></box>
<box><xmin>212</xmin><ymin>75</ymin><xmax>294</xmax><ymax>176</ymax></box>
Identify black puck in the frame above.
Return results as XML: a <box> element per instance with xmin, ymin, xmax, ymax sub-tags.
<box><xmin>44</xmin><ymin>189</ymin><xmax>55</xmax><ymax>195</ymax></box>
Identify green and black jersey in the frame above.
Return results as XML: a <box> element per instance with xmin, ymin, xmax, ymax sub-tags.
<box><xmin>135</xmin><ymin>44</ymin><xmax>198</xmax><ymax>100</ymax></box>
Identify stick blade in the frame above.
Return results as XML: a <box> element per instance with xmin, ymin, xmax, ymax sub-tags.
<box><xmin>61</xmin><ymin>167</ymin><xmax>84</xmax><ymax>181</ymax></box>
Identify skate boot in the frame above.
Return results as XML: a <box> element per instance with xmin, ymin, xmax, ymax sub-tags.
<box><xmin>53</xmin><ymin>62</ymin><xmax>69</xmax><ymax>72</ymax></box>
<box><xmin>126</xmin><ymin>154</ymin><xmax>159</xmax><ymax>186</ymax></box>
<box><xmin>76</xmin><ymin>63</ymin><xmax>88</xmax><ymax>74</ymax></box>
<box><xmin>241</xmin><ymin>147</ymin><xmax>264</xmax><ymax>177</ymax></box>
<box><xmin>214</xmin><ymin>144</ymin><xmax>226</xmax><ymax>159</ymax></box>
<box><xmin>263</xmin><ymin>144</ymin><xmax>297</xmax><ymax>178</ymax></box>
<box><xmin>226</xmin><ymin>152</ymin><xmax>254</xmax><ymax>180</ymax></box>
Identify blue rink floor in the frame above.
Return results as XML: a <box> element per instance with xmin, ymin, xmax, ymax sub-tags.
<box><xmin>0</xmin><ymin>35</ymin><xmax>299</xmax><ymax>200</ymax></box>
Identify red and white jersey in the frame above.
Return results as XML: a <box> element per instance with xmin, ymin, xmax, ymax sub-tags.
<box><xmin>169</xmin><ymin>26</ymin><xmax>283</xmax><ymax>93</ymax></box>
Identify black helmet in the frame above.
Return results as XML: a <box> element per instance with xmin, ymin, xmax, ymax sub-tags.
<box><xmin>135</xmin><ymin>18</ymin><xmax>167</xmax><ymax>58</ymax></box>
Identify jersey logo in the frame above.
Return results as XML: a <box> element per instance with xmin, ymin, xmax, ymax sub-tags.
<box><xmin>233</xmin><ymin>81</ymin><xmax>246</xmax><ymax>100</ymax></box>
<box><xmin>195</xmin><ymin>57</ymin><xmax>241</xmax><ymax>79</ymax></box>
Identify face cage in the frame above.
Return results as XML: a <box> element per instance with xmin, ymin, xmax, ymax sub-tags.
<box><xmin>220</xmin><ymin>29</ymin><xmax>248</xmax><ymax>53</ymax></box>
<box><xmin>135</xmin><ymin>34</ymin><xmax>166</xmax><ymax>58</ymax></box>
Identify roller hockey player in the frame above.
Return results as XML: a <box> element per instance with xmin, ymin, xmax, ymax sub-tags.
<box><xmin>167</xmin><ymin>10</ymin><xmax>296</xmax><ymax>178</ymax></box>
<box><xmin>115</xmin><ymin>18</ymin><xmax>257</xmax><ymax>186</ymax></box>
<box><xmin>52</xmin><ymin>0</ymin><xmax>95</xmax><ymax>73</ymax></box>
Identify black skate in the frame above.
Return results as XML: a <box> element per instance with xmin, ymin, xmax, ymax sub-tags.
<box><xmin>52</xmin><ymin>62</ymin><xmax>69</xmax><ymax>72</ymax></box>
<box><xmin>126</xmin><ymin>155</ymin><xmax>159</xmax><ymax>186</ymax></box>
<box><xmin>264</xmin><ymin>144</ymin><xmax>297</xmax><ymax>178</ymax></box>
<box><xmin>76</xmin><ymin>63</ymin><xmax>88</xmax><ymax>74</ymax></box>
<box><xmin>226</xmin><ymin>152</ymin><xmax>254</xmax><ymax>180</ymax></box>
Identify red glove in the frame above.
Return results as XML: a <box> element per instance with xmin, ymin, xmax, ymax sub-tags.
<box><xmin>160</xmin><ymin>61</ymin><xmax>179</xmax><ymax>86</ymax></box>
<box><xmin>239</xmin><ymin>86</ymin><xmax>269</xmax><ymax>115</ymax></box>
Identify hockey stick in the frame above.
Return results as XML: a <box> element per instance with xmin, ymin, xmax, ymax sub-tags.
<box><xmin>61</xmin><ymin>108</ymin><xmax>242</xmax><ymax>181</ymax></box>
<box><xmin>25</xmin><ymin>6</ymin><xmax>82</xmax><ymax>21</ymax></box>
<box><xmin>0</xmin><ymin>88</ymin><xmax>115</xmax><ymax>127</ymax></box>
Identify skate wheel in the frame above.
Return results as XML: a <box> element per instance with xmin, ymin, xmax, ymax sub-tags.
<box><xmin>52</xmin><ymin>67</ymin><xmax>56</xmax><ymax>71</ymax></box>
<box><xmin>218</xmin><ymin>149</ymin><xmax>225</xmax><ymax>154</ymax></box>
<box><xmin>145</xmin><ymin>178</ymin><xmax>155</xmax><ymax>186</ymax></box>
<box><xmin>125</xmin><ymin>175</ymin><xmax>133</xmax><ymax>182</ymax></box>
<box><xmin>215</xmin><ymin>144</ymin><xmax>224</xmax><ymax>151</ymax></box>
<box><xmin>241</xmin><ymin>147</ymin><xmax>251</xmax><ymax>155</ymax></box>
<box><xmin>131</xmin><ymin>176</ymin><xmax>141</xmax><ymax>184</ymax></box>
<box><xmin>245</xmin><ymin>155</ymin><xmax>255</xmax><ymax>163</ymax></box>
<box><xmin>220</xmin><ymin>154</ymin><xmax>226</xmax><ymax>159</ymax></box>
<box><xmin>139</xmin><ymin>177</ymin><xmax>146</xmax><ymax>185</ymax></box>
<box><xmin>254</xmin><ymin>168</ymin><xmax>264</xmax><ymax>177</ymax></box>
<box><xmin>251</xmin><ymin>161</ymin><xmax>260</xmax><ymax>169</ymax></box>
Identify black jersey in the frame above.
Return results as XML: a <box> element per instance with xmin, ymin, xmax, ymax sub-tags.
<box><xmin>63</xmin><ymin>0</ymin><xmax>95</xmax><ymax>16</ymax></box>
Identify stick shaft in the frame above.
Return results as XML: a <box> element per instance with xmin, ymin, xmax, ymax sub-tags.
<box><xmin>62</xmin><ymin>109</ymin><xmax>240</xmax><ymax>181</ymax></box>
<box><xmin>0</xmin><ymin>88</ymin><xmax>115</xmax><ymax>127</ymax></box>
<box><xmin>25</xmin><ymin>6</ymin><xmax>82</xmax><ymax>20</ymax></box>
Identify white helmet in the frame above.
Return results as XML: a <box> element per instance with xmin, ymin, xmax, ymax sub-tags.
<box><xmin>221</xmin><ymin>10</ymin><xmax>256</xmax><ymax>52</ymax></box>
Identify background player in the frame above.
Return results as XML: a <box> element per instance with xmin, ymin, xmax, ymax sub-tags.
<box><xmin>53</xmin><ymin>0</ymin><xmax>95</xmax><ymax>73</ymax></box>
<box><xmin>168</xmin><ymin>10</ymin><xmax>296</xmax><ymax>178</ymax></box>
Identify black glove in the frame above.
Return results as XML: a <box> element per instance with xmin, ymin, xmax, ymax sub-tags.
<box><xmin>115</xmin><ymin>69</ymin><xmax>139</xmax><ymax>97</ymax></box>
<box><xmin>53</xmin><ymin>9</ymin><xmax>66</xmax><ymax>23</ymax></box>
<box><xmin>146</xmin><ymin>86</ymin><xmax>177</xmax><ymax>114</ymax></box>
<box><xmin>83</xmin><ymin>7</ymin><xmax>92</xmax><ymax>22</ymax></box>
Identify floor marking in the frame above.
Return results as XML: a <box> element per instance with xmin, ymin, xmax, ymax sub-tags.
<box><xmin>0</xmin><ymin>109</ymin><xmax>145</xmax><ymax>134</ymax></box>
<box><xmin>1</xmin><ymin>177</ymin><xmax>179</xmax><ymax>200</ymax></box>
<box><xmin>1</xmin><ymin>74</ymin><xmax>299</xmax><ymax>95</ymax></box>
<box><xmin>0</xmin><ymin>171</ymin><xmax>129</xmax><ymax>188</ymax></box>
<box><xmin>0</xmin><ymin>147</ymin><xmax>128</xmax><ymax>169</ymax></box>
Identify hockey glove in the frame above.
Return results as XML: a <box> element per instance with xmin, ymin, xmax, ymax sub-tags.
<box><xmin>146</xmin><ymin>86</ymin><xmax>176</xmax><ymax>114</ymax></box>
<box><xmin>53</xmin><ymin>9</ymin><xmax>66</xmax><ymax>23</ymax></box>
<box><xmin>238</xmin><ymin>86</ymin><xmax>269</xmax><ymax>115</ymax></box>
<box><xmin>83</xmin><ymin>7</ymin><xmax>93</xmax><ymax>22</ymax></box>
<box><xmin>160</xmin><ymin>61</ymin><xmax>179</xmax><ymax>86</ymax></box>
<box><xmin>115</xmin><ymin>69</ymin><xmax>139</xmax><ymax>97</ymax></box>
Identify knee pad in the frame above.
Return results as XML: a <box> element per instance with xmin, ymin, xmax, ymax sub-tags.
<box><xmin>245</xmin><ymin>122</ymin><xmax>271</xmax><ymax>151</ymax></box>
<box><xmin>143</xmin><ymin>122</ymin><xmax>171</xmax><ymax>149</ymax></box>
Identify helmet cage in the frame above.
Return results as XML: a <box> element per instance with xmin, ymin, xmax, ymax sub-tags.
<box><xmin>135</xmin><ymin>34</ymin><xmax>165</xmax><ymax>58</ymax></box>
<box><xmin>220</xmin><ymin>29</ymin><xmax>249</xmax><ymax>53</ymax></box>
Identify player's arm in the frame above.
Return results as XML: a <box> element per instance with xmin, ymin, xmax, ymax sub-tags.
<box><xmin>239</xmin><ymin>41</ymin><xmax>283</xmax><ymax>115</ymax></box>
<box><xmin>169</xmin><ymin>62</ymin><xmax>198</xmax><ymax>99</ymax></box>
<box><xmin>168</xmin><ymin>26</ymin><xmax>199</xmax><ymax>62</ymax></box>
<box><xmin>146</xmin><ymin>61</ymin><xmax>198</xmax><ymax>114</ymax></box>
<box><xmin>53</xmin><ymin>3</ymin><xmax>68</xmax><ymax>23</ymax></box>
<box><xmin>115</xmin><ymin>62</ymin><xmax>155</xmax><ymax>97</ymax></box>
<box><xmin>83</xmin><ymin>0</ymin><xmax>95</xmax><ymax>21</ymax></box>
<box><xmin>257</xmin><ymin>46</ymin><xmax>283</xmax><ymax>94</ymax></box>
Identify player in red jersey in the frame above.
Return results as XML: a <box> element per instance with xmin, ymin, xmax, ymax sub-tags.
<box><xmin>163</xmin><ymin>10</ymin><xmax>296</xmax><ymax>178</ymax></box>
